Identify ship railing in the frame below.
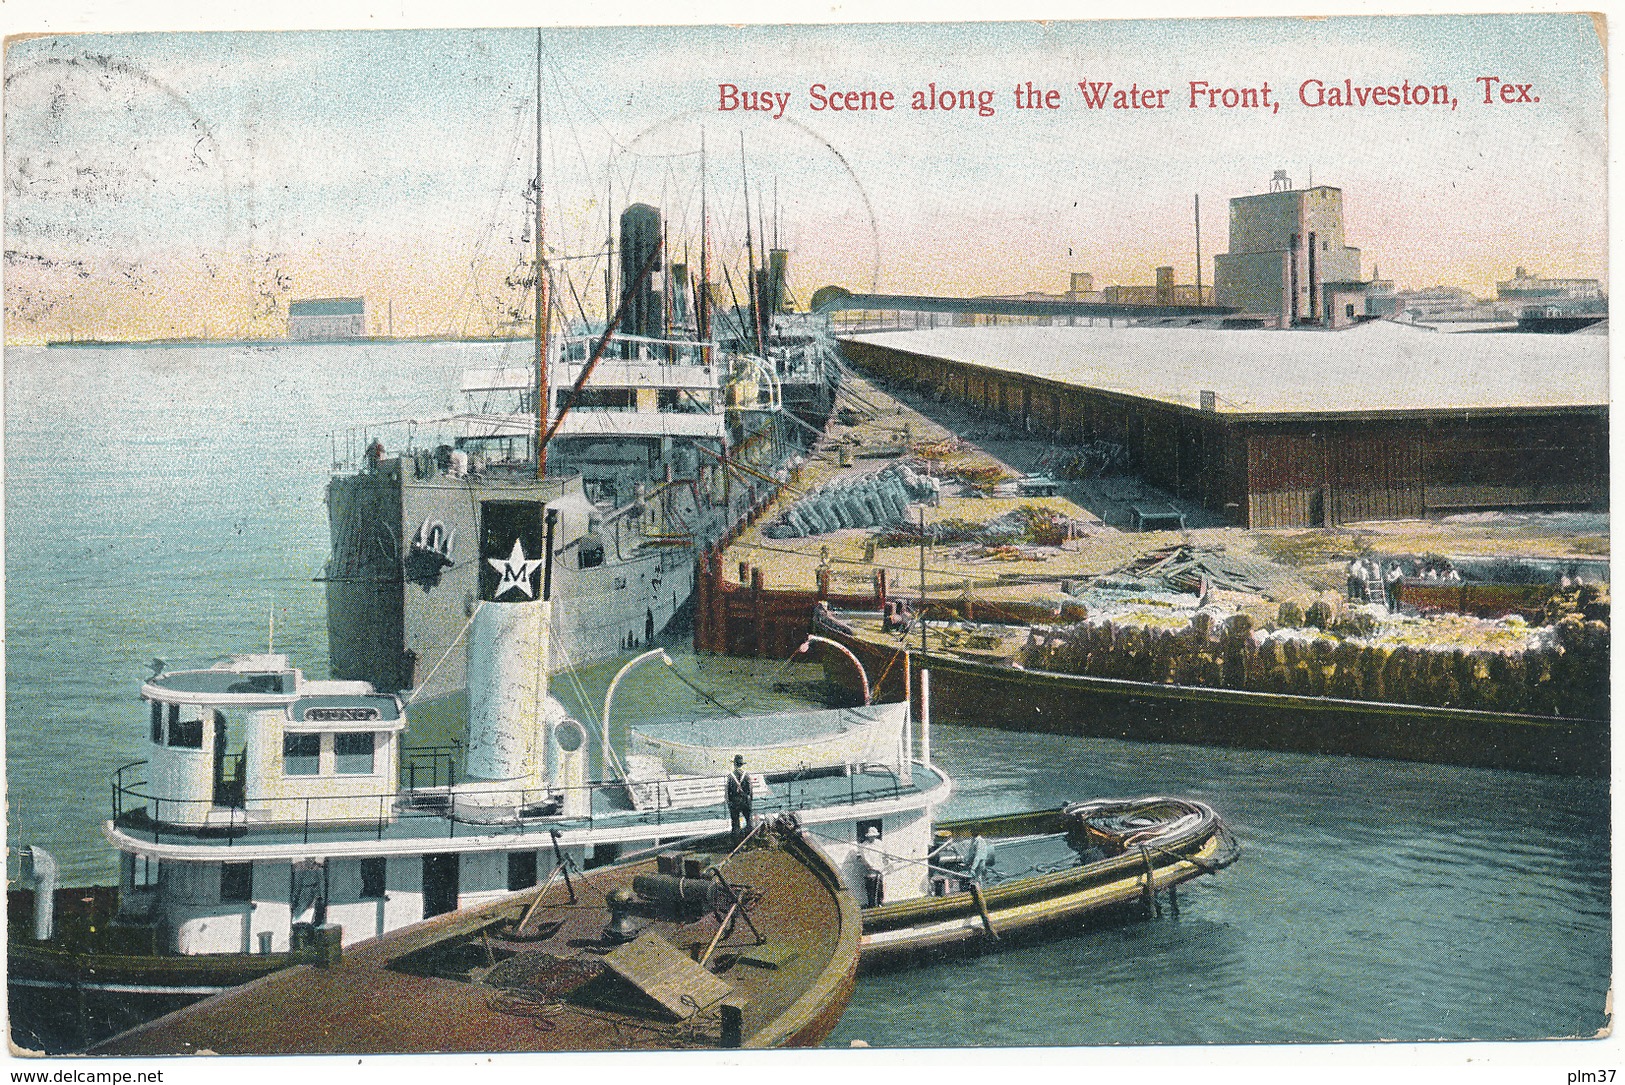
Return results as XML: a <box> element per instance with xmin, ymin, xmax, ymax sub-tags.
<box><xmin>402</xmin><ymin>745</ymin><xmax>460</xmax><ymax>792</ymax></box>
<box><xmin>557</xmin><ymin>332</ymin><xmax>716</xmax><ymax>367</ymax></box>
<box><xmin>108</xmin><ymin>760</ymin><xmax>929</xmax><ymax>848</ymax></box>
<box><xmin>328</xmin><ymin>420</ymin><xmax>440</xmax><ymax>474</ymax></box>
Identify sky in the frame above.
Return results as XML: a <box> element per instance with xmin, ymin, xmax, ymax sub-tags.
<box><xmin>1</xmin><ymin>8</ymin><xmax>1609</xmax><ymax>343</ymax></box>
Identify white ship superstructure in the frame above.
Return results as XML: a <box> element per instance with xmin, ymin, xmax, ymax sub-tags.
<box><xmin>106</xmin><ymin>621</ymin><xmax>945</xmax><ymax>958</ymax></box>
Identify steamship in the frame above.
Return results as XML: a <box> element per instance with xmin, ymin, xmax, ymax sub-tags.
<box><xmin>323</xmin><ymin>201</ymin><xmax>835</xmax><ymax>721</ymax></box>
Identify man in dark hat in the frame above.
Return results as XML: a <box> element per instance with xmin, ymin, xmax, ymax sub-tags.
<box><xmin>859</xmin><ymin>826</ymin><xmax>886</xmax><ymax>907</ymax></box>
<box><xmin>726</xmin><ymin>754</ymin><xmax>754</xmax><ymax>842</ymax></box>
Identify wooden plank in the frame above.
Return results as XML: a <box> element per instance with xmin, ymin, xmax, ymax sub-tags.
<box><xmin>1248</xmin><ymin>488</ymin><xmax>1315</xmax><ymax>529</ymax></box>
<box><xmin>601</xmin><ymin>932</ymin><xmax>734</xmax><ymax>1020</ymax></box>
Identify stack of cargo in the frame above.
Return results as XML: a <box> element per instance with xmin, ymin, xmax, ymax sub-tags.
<box><xmin>762</xmin><ymin>463</ymin><xmax>940</xmax><ymax>538</ymax></box>
<box><xmin>1021</xmin><ymin>600</ymin><xmax>1608</xmax><ymax>719</ymax></box>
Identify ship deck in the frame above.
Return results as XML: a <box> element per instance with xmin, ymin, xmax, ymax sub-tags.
<box><xmin>94</xmin><ymin>827</ymin><xmax>860</xmax><ymax>1054</ymax></box>
<box><xmin>106</xmin><ymin>762</ymin><xmax>950</xmax><ymax>857</ymax></box>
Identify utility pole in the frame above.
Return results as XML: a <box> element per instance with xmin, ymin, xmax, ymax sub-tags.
<box><xmin>1194</xmin><ymin>193</ymin><xmax>1203</xmax><ymax>306</ymax></box>
<box><xmin>918</xmin><ymin>504</ymin><xmax>927</xmax><ymax>655</ymax></box>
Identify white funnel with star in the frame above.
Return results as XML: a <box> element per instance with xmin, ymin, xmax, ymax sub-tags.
<box><xmin>458</xmin><ymin>501</ymin><xmax>558</xmax><ymax>814</ymax></box>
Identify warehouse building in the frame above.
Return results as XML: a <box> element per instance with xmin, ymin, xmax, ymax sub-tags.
<box><xmin>839</xmin><ymin>322</ymin><xmax>1606</xmax><ymax>529</ymax></box>
<box><xmin>288</xmin><ymin>297</ymin><xmax>367</xmax><ymax>339</ymax></box>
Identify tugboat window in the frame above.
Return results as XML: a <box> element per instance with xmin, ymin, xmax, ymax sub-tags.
<box><xmin>507</xmin><ymin>850</ymin><xmax>538</xmax><ymax>891</ymax></box>
<box><xmin>150</xmin><ymin>701</ymin><xmax>163</xmax><ymax>744</ymax></box>
<box><xmin>578</xmin><ymin>535</ymin><xmax>605</xmax><ymax>569</ymax></box>
<box><xmin>220</xmin><ymin>861</ymin><xmax>253</xmax><ymax>904</ymax></box>
<box><xmin>168</xmin><ymin>712</ymin><xmax>203</xmax><ymax>749</ymax></box>
<box><xmin>360</xmin><ymin>857</ymin><xmax>387</xmax><ymax>900</ymax></box>
<box><xmin>334</xmin><ymin>732</ymin><xmax>375</xmax><ymax>775</ymax></box>
<box><xmin>283</xmin><ymin>733</ymin><xmax>321</xmax><ymax>776</ymax></box>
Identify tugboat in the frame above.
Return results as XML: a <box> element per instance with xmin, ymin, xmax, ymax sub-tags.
<box><xmin>10</xmin><ymin>572</ymin><xmax>1242</xmax><ymax>1048</ymax></box>
<box><xmin>12</xmin><ymin>616</ymin><xmax>1238</xmax><ymax>1050</ymax></box>
<box><xmin>8</xmin><ymin>505</ymin><xmax>946</xmax><ymax>1051</ymax></box>
<box><xmin>94</xmin><ymin>820</ymin><xmax>860</xmax><ymax>1054</ymax></box>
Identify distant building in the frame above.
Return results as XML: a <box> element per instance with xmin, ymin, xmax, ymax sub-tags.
<box><xmin>1214</xmin><ymin>171</ymin><xmax>1362</xmax><ymax>327</ymax></box>
<box><xmin>1364</xmin><ymin>276</ymin><xmax>1398</xmax><ymax>318</ymax></box>
<box><xmin>288</xmin><ymin>297</ymin><xmax>367</xmax><ymax>339</ymax></box>
<box><xmin>1496</xmin><ymin>266</ymin><xmax>1604</xmax><ymax>316</ymax></box>
<box><xmin>1099</xmin><ymin>268</ymin><xmax>1211</xmax><ymax>307</ymax></box>
<box><xmin>1318</xmin><ymin>282</ymin><xmax>1373</xmax><ymax>329</ymax></box>
<box><xmin>1066</xmin><ymin>272</ymin><xmax>1096</xmax><ymax>301</ymax></box>
<box><xmin>1393</xmin><ymin>285</ymin><xmax>1503</xmax><ymax>324</ymax></box>
<box><xmin>963</xmin><ymin>270</ymin><xmax>1211</xmax><ymax>328</ymax></box>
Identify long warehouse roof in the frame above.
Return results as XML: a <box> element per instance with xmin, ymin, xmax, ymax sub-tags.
<box><xmin>847</xmin><ymin>320</ymin><xmax>1609</xmax><ymax>416</ymax></box>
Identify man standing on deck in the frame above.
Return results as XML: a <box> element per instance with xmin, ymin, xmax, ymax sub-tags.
<box><xmin>726</xmin><ymin>755</ymin><xmax>754</xmax><ymax>842</ymax></box>
<box><xmin>860</xmin><ymin>826</ymin><xmax>887</xmax><ymax>906</ymax></box>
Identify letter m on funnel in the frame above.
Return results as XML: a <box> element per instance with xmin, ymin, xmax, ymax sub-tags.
<box><xmin>480</xmin><ymin>501</ymin><xmax>547</xmax><ymax>602</ymax></box>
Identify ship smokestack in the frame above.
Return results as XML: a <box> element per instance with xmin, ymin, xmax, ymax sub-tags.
<box><xmin>619</xmin><ymin>204</ymin><xmax>662</xmax><ymax>342</ymax></box>
<box><xmin>461</xmin><ymin>501</ymin><xmax>555</xmax><ymax>815</ymax></box>
<box><xmin>767</xmin><ymin>249</ymin><xmax>789</xmax><ymax>314</ymax></box>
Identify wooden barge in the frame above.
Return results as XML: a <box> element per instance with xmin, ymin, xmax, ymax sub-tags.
<box><xmin>860</xmin><ymin>798</ymin><xmax>1236</xmax><ymax>972</ymax></box>
<box><xmin>814</xmin><ymin>617</ymin><xmax>1608</xmax><ymax>779</ymax></box>
<box><xmin>94</xmin><ymin>821</ymin><xmax>859</xmax><ymax>1054</ymax></box>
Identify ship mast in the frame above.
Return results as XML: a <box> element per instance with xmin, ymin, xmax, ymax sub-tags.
<box><xmin>740</xmin><ymin>134</ymin><xmax>762</xmax><ymax>355</ymax></box>
<box><xmin>533</xmin><ymin>28</ymin><xmax>550</xmax><ymax>479</ymax></box>
<box><xmin>698</xmin><ymin>130</ymin><xmax>710</xmax><ymax>345</ymax></box>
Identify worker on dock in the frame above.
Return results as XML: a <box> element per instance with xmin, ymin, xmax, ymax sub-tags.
<box><xmin>1347</xmin><ymin>559</ymin><xmax>1366</xmax><ymax>602</ymax></box>
<box><xmin>1384</xmin><ymin>562</ymin><xmax>1404</xmax><ymax>611</ymax></box>
<box><xmin>726</xmin><ymin>755</ymin><xmax>754</xmax><ymax>842</ymax></box>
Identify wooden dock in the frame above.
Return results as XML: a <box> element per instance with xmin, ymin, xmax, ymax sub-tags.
<box><xmin>689</xmin><ymin>363</ymin><xmax>1608</xmax><ymax>778</ymax></box>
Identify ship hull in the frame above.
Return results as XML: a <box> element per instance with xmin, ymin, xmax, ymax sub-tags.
<box><xmin>92</xmin><ymin>826</ymin><xmax>862</xmax><ymax>1055</ymax></box>
<box><xmin>859</xmin><ymin>801</ymin><xmax>1238</xmax><ymax>972</ymax></box>
<box><xmin>325</xmin><ymin>413</ymin><xmax>803</xmax><ymax>699</ymax></box>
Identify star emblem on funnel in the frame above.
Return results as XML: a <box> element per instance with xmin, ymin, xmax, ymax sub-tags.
<box><xmin>487</xmin><ymin>538</ymin><xmax>544</xmax><ymax>599</ymax></box>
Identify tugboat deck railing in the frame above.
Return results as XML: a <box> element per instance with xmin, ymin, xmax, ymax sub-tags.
<box><xmin>108</xmin><ymin>759</ymin><xmax>947</xmax><ymax>852</ymax></box>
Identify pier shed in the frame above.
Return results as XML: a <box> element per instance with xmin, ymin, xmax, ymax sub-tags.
<box><xmin>839</xmin><ymin>322</ymin><xmax>1607</xmax><ymax>528</ymax></box>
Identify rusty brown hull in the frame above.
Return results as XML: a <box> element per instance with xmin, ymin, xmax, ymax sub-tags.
<box><xmin>94</xmin><ymin>826</ymin><xmax>859</xmax><ymax>1055</ymax></box>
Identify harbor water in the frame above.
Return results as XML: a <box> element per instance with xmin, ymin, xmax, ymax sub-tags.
<box><xmin>4</xmin><ymin>342</ymin><xmax>1611</xmax><ymax>1048</ymax></box>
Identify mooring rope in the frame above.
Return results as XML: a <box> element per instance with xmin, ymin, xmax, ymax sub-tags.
<box><xmin>661</xmin><ymin>662</ymin><xmax>746</xmax><ymax>717</ymax></box>
<box><xmin>404</xmin><ymin>601</ymin><xmax>483</xmax><ymax>706</ymax></box>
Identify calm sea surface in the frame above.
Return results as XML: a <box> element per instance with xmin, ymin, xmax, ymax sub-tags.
<box><xmin>3</xmin><ymin>342</ymin><xmax>1611</xmax><ymax>1048</ymax></box>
